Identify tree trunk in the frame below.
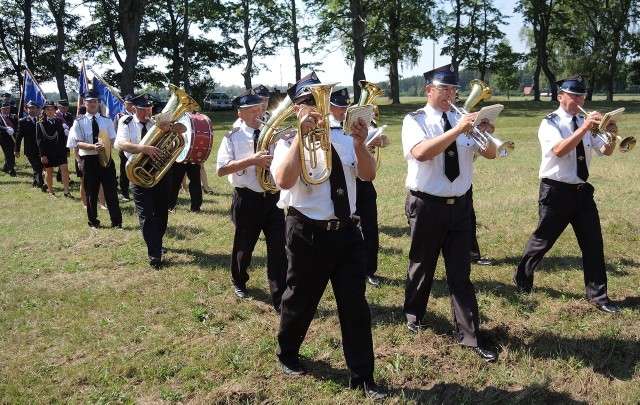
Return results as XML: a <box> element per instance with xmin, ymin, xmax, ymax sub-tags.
<box><xmin>387</xmin><ymin>1</ymin><xmax>401</xmax><ymax>104</ymax></box>
<box><xmin>49</xmin><ymin>0</ymin><xmax>68</xmax><ymax>100</ymax></box>
<box><xmin>291</xmin><ymin>0</ymin><xmax>301</xmax><ymax>82</ymax></box>
<box><xmin>241</xmin><ymin>0</ymin><xmax>252</xmax><ymax>89</ymax></box>
<box><xmin>23</xmin><ymin>0</ymin><xmax>34</xmax><ymax>71</ymax></box>
<box><xmin>350</xmin><ymin>0</ymin><xmax>366</xmax><ymax>102</ymax></box>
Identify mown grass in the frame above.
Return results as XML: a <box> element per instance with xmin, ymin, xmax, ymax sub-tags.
<box><xmin>1</xmin><ymin>97</ymin><xmax>639</xmax><ymax>404</ymax></box>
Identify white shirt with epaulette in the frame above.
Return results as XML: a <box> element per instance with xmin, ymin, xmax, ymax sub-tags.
<box><xmin>538</xmin><ymin>107</ymin><xmax>604</xmax><ymax>184</ymax></box>
<box><xmin>114</xmin><ymin>114</ymin><xmax>152</xmax><ymax>161</ymax></box>
<box><xmin>67</xmin><ymin>113</ymin><xmax>116</xmax><ymax>156</ymax></box>
<box><xmin>216</xmin><ymin>122</ymin><xmax>264</xmax><ymax>192</ymax></box>
<box><xmin>271</xmin><ymin>125</ymin><xmax>358</xmax><ymax>221</ymax></box>
<box><xmin>402</xmin><ymin>104</ymin><xmax>478</xmax><ymax>197</ymax></box>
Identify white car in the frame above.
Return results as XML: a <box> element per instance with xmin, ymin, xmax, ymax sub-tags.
<box><xmin>204</xmin><ymin>92</ymin><xmax>233</xmax><ymax>111</ymax></box>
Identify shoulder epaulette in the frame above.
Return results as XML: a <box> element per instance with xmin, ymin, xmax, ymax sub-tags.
<box><xmin>408</xmin><ymin>110</ymin><xmax>426</xmax><ymax>117</ymax></box>
<box><xmin>330</xmin><ymin>126</ymin><xmax>342</xmax><ymax>130</ymax></box>
<box><xmin>123</xmin><ymin>116</ymin><xmax>133</xmax><ymax>125</ymax></box>
<box><xmin>544</xmin><ymin>113</ymin><xmax>558</xmax><ymax>121</ymax></box>
<box><xmin>100</xmin><ymin>114</ymin><xmax>109</xmax><ymax>119</ymax></box>
<box><xmin>225</xmin><ymin>127</ymin><xmax>241</xmax><ymax>137</ymax></box>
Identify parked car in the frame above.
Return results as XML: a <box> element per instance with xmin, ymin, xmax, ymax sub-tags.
<box><xmin>203</xmin><ymin>92</ymin><xmax>233</xmax><ymax>111</ymax></box>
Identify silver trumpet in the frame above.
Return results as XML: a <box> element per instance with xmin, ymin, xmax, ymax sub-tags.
<box><xmin>577</xmin><ymin>106</ymin><xmax>635</xmax><ymax>153</ymax></box>
<box><xmin>447</xmin><ymin>100</ymin><xmax>514</xmax><ymax>159</ymax></box>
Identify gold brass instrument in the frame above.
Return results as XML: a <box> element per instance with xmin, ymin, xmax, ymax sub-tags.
<box><xmin>256</xmin><ymin>95</ymin><xmax>295</xmax><ymax>192</ymax></box>
<box><xmin>96</xmin><ymin>129</ymin><xmax>111</xmax><ymax>167</ymax></box>
<box><xmin>449</xmin><ymin>79</ymin><xmax>515</xmax><ymax>159</ymax></box>
<box><xmin>357</xmin><ymin>80</ymin><xmax>384</xmax><ymax>170</ymax></box>
<box><xmin>298</xmin><ymin>82</ymin><xmax>337</xmax><ymax>185</ymax></box>
<box><xmin>125</xmin><ymin>84</ymin><xmax>199</xmax><ymax>187</ymax></box>
<box><xmin>577</xmin><ymin>106</ymin><xmax>635</xmax><ymax>153</ymax></box>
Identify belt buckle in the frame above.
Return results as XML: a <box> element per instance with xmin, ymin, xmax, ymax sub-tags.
<box><xmin>446</xmin><ymin>198</ymin><xmax>455</xmax><ymax>205</ymax></box>
<box><xmin>326</xmin><ymin>221</ymin><xmax>340</xmax><ymax>231</ymax></box>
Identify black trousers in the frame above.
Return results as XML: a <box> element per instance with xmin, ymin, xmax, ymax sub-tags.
<box><xmin>403</xmin><ymin>190</ymin><xmax>481</xmax><ymax>347</ymax></box>
<box><xmin>355</xmin><ymin>179</ymin><xmax>379</xmax><ymax>277</ymax></box>
<box><xmin>230</xmin><ymin>187</ymin><xmax>287</xmax><ymax>310</ymax></box>
<box><xmin>131</xmin><ymin>172</ymin><xmax>171</xmax><ymax>259</ymax></box>
<box><xmin>1</xmin><ymin>135</ymin><xmax>15</xmax><ymax>174</ymax></box>
<box><xmin>26</xmin><ymin>154</ymin><xmax>44</xmax><ymax>188</ymax></box>
<box><xmin>118</xmin><ymin>150</ymin><xmax>130</xmax><ymax>198</ymax></box>
<box><xmin>168</xmin><ymin>162</ymin><xmax>202</xmax><ymax>211</ymax></box>
<box><xmin>82</xmin><ymin>155</ymin><xmax>122</xmax><ymax>227</ymax></box>
<box><xmin>468</xmin><ymin>185</ymin><xmax>481</xmax><ymax>258</ymax></box>
<box><xmin>515</xmin><ymin>180</ymin><xmax>609</xmax><ymax>305</ymax></box>
<box><xmin>277</xmin><ymin>215</ymin><xmax>375</xmax><ymax>380</ymax></box>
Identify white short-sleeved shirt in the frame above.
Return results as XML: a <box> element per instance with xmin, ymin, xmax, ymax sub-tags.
<box><xmin>538</xmin><ymin>107</ymin><xmax>604</xmax><ymax>184</ymax></box>
<box><xmin>402</xmin><ymin>104</ymin><xmax>478</xmax><ymax>197</ymax></box>
<box><xmin>114</xmin><ymin>114</ymin><xmax>152</xmax><ymax>160</ymax></box>
<box><xmin>216</xmin><ymin>123</ymin><xmax>263</xmax><ymax>192</ymax></box>
<box><xmin>271</xmin><ymin>124</ymin><xmax>358</xmax><ymax>220</ymax></box>
<box><xmin>67</xmin><ymin>113</ymin><xmax>116</xmax><ymax>156</ymax></box>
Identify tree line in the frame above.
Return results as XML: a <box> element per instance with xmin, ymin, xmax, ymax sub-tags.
<box><xmin>1</xmin><ymin>0</ymin><xmax>638</xmax><ymax>106</ymax></box>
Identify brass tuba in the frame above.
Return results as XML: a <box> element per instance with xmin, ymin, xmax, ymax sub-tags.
<box><xmin>126</xmin><ymin>84</ymin><xmax>200</xmax><ymax>188</ymax></box>
<box><xmin>357</xmin><ymin>80</ymin><xmax>385</xmax><ymax>170</ymax></box>
<box><xmin>256</xmin><ymin>95</ymin><xmax>295</xmax><ymax>192</ymax></box>
<box><xmin>450</xmin><ymin>79</ymin><xmax>515</xmax><ymax>159</ymax></box>
<box><xmin>298</xmin><ymin>82</ymin><xmax>337</xmax><ymax>185</ymax></box>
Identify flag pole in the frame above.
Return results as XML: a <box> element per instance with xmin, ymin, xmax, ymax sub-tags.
<box><xmin>90</xmin><ymin>67</ymin><xmax>124</xmax><ymax>104</ymax></box>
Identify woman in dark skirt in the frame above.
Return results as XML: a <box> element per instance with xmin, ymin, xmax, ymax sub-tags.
<box><xmin>36</xmin><ymin>100</ymin><xmax>72</xmax><ymax>198</ymax></box>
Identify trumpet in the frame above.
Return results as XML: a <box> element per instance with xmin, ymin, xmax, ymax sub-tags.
<box><xmin>576</xmin><ymin>106</ymin><xmax>635</xmax><ymax>153</ymax></box>
<box><xmin>447</xmin><ymin>100</ymin><xmax>514</xmax><ymax>159</ymax></box>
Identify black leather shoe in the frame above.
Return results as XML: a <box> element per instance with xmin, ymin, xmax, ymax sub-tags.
<box><xmin>280</xmin><ymin>360</ymin><xmax>305</xmax><ymax>376</ymax></box>
<box><xmin>149</xmin><ymin>256</ymin><xmax>162</xmax><ymax>269</ymax></box>
<box><xmin>233</xmin><ymin>286</ymin><xmax>248</xmax><ymax>299</ymax></box>
<box><xmin>366</xmin><ymin>275</ymin><xmax>381</xmax><ymax>286</ymax></box>
<box><xmin>350</xmin><ymin>379</ymin><xmax>388</xmax><ymax>400</ymax></box>
<box><xmin>406</xmin><ymin>320</ymin><xmax>423</xmax><ymax>333</ymax></box>
<box><xmin>595</xmin><ymin>303</ymin><xmax>619</xmax><ymax>314</ymax></box>
<box><xmin>513</xmin><ymin>275</ymin><xmax>532</xmax><ymax>294</ymax></box>
<box><xmin>161</xmin><ymin>247</ymin><xmax>168</xmax><ymax>254</ymax></box>
<box><xmin>471</xmin><ymin>346</ymin><xmax>498</xmax><ymax>362</ymax></box>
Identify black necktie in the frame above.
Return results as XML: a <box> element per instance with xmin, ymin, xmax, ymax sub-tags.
<box><xmin>573</xmin><ymin>116</ymin><xmax>589</xmax><ymax>181</ymax></box>
<box><xmin>91</xmin><ymin>116</ymin><xmax>99</xmax><ymax>143</ymax></box>
<box><xmin>329</xmin><ymin>145</ymin><xmax>351</xmax><ymax>220</ymax></box>
<box><xmin>141</xmin><ymin>122</ymin><xmax>148</xmax><ymax>139</ymax></box>
<box><xmin>253</xmin><ymin>128</ymin><xmax>260</xmax><ymax>152</ymax></box>
<box><xmin>442</xmin><ymin>112</ymin><xmax>460</xmax><ymax>182</ymax></box>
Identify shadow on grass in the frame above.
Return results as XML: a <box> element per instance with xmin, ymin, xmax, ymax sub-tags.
<box><xmin>379</xmin><ymin>225</ymin><xmax>409</xmax><ymax>238</ymax></box>
<box><xmin>496</xmin><ymin>254</ymin><xmax>636</xmax><ymax>276</ymax></box>
<box><xmin>484</xmin><ymin>323</ymin><xmax>640</xmax><ymax>381</ymax></box>
<box><xmin>399</xmin><ymin>381</ymin><xmax>588</xmax><ymax>404</ymax></box>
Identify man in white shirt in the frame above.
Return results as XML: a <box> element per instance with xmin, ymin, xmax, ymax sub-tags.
<box><xmin>514</xmin><ymin>74</ymin><xmax>619</xmax><ymax>314</ymax></box>
<box><xmin>401</xmin><ymin>64</ymin><xmax>498</xmax><ymax>362</ymax></box>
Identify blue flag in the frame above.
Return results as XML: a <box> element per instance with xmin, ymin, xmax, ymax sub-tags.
<box><xmin>78</xmin><ymin>61</ymin><xmax>88</xmax><ymax>114</ymax></box>
<box><xmin>23</xmin><ymin>70</ymin><xmax>46</xmax><ymax>108</ymax></box>
<box><xmin>92</xmin><ymin>76</ymin><xmax>125</xmax><ymax>120</ymax></box>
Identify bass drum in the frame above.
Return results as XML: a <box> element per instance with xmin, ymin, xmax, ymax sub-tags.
<box><xmin>175</xmin><ymin>112</ymin><xmax>214</xmax><ymax>163</ymax></box>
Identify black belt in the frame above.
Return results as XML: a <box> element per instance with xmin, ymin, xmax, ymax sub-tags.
<box><xmin>541</xmin><ymin>178</ymin><xmax>586</xmax><ymax>190</ymax></box>
<box><xmin>287</xmin><ymin>207</ymin><xmax>352</xmax><ymax>231</ymax></box>
<box><xmin>234</xmin><ymin>187</ymin><xmax>278</xmax><ymax>198</ymax></box>
<box><xmin>410</xmin><ymin>190</ymin><xmax>466</xmax><ymax>205</ymax></box>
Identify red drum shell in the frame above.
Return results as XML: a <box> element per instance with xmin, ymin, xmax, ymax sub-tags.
<box><xmin>176</xmin><ymin>112</ymin><xmax>214</xmax><ymax>163</ymax></box>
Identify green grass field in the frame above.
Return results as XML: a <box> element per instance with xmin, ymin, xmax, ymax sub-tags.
<box><xmin>1</xmin><ymin>98</ymin><xmax>639</xmax><ymax>404</ymax></box>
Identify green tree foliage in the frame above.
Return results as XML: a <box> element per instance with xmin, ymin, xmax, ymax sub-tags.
<box><xmin>464</xmin><ymin>0</ymin><xmax>507</xmax><ymax>81</ymax></box>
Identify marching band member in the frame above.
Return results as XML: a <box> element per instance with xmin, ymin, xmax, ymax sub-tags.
<box><xmin>270</xmin><ymin>73</ymin><xmax>387</xmax><ymax>399</ymax></box>
<box><xmin>14</xmin><ymin>101</ymin><xmax>44</xmax><ymax>190</ymax></box>
<box><xmin>216</xmin><ymin>89</ymin><xmax>286</xmax><ymax>310</ymax></box>
<box><xmin>232</xmin><ymin>84</ymin><xmax>271</xmax><ymax>127</ymax></box>
<box><xmin>168</xmin><ymin>159</ymin><xmax>202</xmax><ymax>213</ymax></box>
<box><xmin>114</xmin><ymin>94</ymin><xmax>135</xmax><ymax>202</ymax></box>
<box><xmin>514</xmin><ymin>75</ymin><xmax>619</xmax><ymax>313</ymax></box>
<box><xmin>401</xmin><ymin>64</ymin><xmax>498</xmax><ymax>361</ymax></box>
<box><xmin>1</xmin><ymin>102</ymin><xmax>18</xmax><ymax>177</ymax></box>
<box><xmin>37</xmin><ymin>100</ymin><xmax>72</xmax><ymax>198</ymax></box>
<box><xmin>68</xmin><ymin>90</ymin><xmax>122</xmax><ymax>228</ymax></box>
<box><xmin>114</xmin><ymin>94</ymin><xmax>186</xmax><ymax>268</ymax></box>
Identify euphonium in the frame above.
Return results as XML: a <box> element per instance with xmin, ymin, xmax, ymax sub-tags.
<box><xmin>358</xmin><ymin>80</ymin><xmax>384</xmax><ymax>170</ymax></box>
<box><xmin>298</xmin><ymin>82</ymin><xmax>337</xmax><ymax>185</ymax></box>
<box><xmin>256</xmin><ymin>95</ymin><xmax>295</xmax><ymax>192</ymax></box>
<box><xmin>126</xmin><ymin>84</ymin><xmax>200</xmax><ymax>188</ymax></box>
<box><xmin>450</xmin><ymin>79</ymin><xmax>515</xmax><ymax>159</ymax></box>
<box><xmin>577</xmin><ymin>106</ymin><xmax>635</xmax><ymax>153</ymax></box>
